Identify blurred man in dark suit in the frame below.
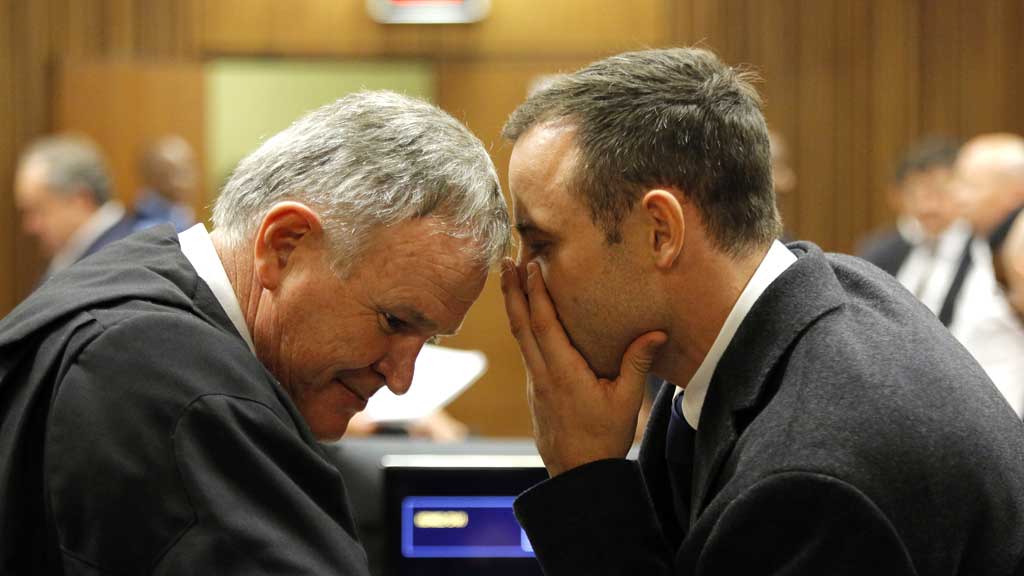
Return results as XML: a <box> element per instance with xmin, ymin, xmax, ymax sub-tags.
<box><xmin>498</xmin><ymin>47</ymin><xmax>1024</xmax><ymax>575</ymax></box>
<box><xmin>858</xmin><ymin>139</ymin><xmax>967</xmax><ymax>323</ymax></box>
<box><xmin>14</xmin><ymin>135</ymin><xmax>135</xmax><ymax>281</ymax></box>
<box><xmin>133</xmin><ymin>135</ymin><xmax>198</xmax><ymax>232</ymax></box>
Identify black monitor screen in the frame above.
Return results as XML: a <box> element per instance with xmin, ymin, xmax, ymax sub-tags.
<box><xmin>384</xmin><ymin>456</ymin><xmax>547</xmax><ymax>576</ymax></box>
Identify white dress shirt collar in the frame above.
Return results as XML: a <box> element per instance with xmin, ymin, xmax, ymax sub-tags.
<box><xmin>676</xmin><ymin>240</ymin><xmax>797</xmax><ymax>429</ymax></box>
<box><xmin>178</xmin><ymin>223</ymin><xmax>256</xmax><ymax>355</ymax></box>
<box><xmin>897</xmin><ymin>216</ymin><xmax>925</xmax><ymax>246</ymax></box>
<box><xmin>894</xmin><ymin>219</ymin><xmax>972</xmax><ymax>314</ymax></box>
<box><xmin>46</xmin><ymin>201</ymin><xmax>126</xmax><ymax>275</ymax></box>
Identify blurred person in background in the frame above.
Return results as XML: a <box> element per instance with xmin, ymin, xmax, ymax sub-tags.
<box><xmin>133</xmin><ymin>135</ymin><xmax>198</xmax><ymax>232</ymax></box>
<box><xmin>768</xmin><ymin>130</ymin><xmax>797</xmax><ymax>243</ymax></box>
<box><xmin>997</xmin><ymin>208</ymin><xmax>1024</xmax><ymax>324</ymax></box>
<box><xmin>954</xmin><ymin>134</ymin><xmax>1024</xmax><ymax>238</ymax></box>
<box><xmin>975</xmin><ymin>207</ymin><xmax>1024</xmax><ymax>418</ymax></box>
<box><xmin>858</xmin><ymin>139</ymin><xmax>972</xmax><ymax>325</ymax></box>
<box><xmin>948</xmin><ymin>133</ymin><xmax>1024</xmax><ymax>418</ymax></box>
<box><xmin>14</xmin><ymin>134</ymin><xmax>135</xmax><ymax>281</ymax></box>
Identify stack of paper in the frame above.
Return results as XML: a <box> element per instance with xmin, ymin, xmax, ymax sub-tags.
<box><xmin>362</xmin><ymin>344</ymin><xmax>488</xmax><ymax>423</ymax></box>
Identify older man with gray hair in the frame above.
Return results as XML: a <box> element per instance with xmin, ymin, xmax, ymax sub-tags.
<box><xmin>0</xmin><ymin>91</ymin><xmax>509</xmax><ymax>574</ymax></box>
<box><xmin>15</xmin><ymin>135</ymin><xmax>136</xmax><ymax>279</ymax></box>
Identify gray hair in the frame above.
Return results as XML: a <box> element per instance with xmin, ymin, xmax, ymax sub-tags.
<box><xmin>213</xmin><ymin>90</ymin><xmax>510</xmax><ymax>274</ymax></box>
<box><xmin>502</xmin><ymin>47</ymin><xmax>781</xmax><ymax>257</ymax></box>
<box><xmin>19</xmin><ymin>135</ymin><xmax>112</xmax><ymax>205</ymax></box>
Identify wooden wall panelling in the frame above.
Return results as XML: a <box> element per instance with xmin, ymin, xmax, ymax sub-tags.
<box><xmin>200</xmin><ymin>0</ymin><xmax>668</xmax><ymax>58</ymax></box>
<box><xmin>436</xmin><ymin>58</ymin><xmax>593</xmax><ymax>437</ymax></box>
<box><xmin>832</xmin><ymin>1</ymin><xmax>873</xmax><ymax>253</ymax></box>
<box><xmin>868</xmin><ymin>1</ymin><xmax>921</xmax><ymax>231</ymax></box>
<box><xmin>57</xmin><ymin>0</ymin><xmax>199</xmax><ymax>59</ymax></box>
<box><xmin>0</xmin><ymin>0</ymin><xmax>201</xmax><ymax>316</ymax></box>
<box><xmin>668</xmin><ymin>0</ymin><xmax>1017</xmax><ymax>250</ymax></box>
<box><xmin>54</xmin><ymin>61</ymin><xmax>207</xmax><ymax>220</ymax></box>
<box><xmin>0</xmin><ymin>0</ymin><xmax>17</xmax><ymax>315</ymax></box>
<box><xmin>957</xmin><ymin>0</ymin><xmax>1018</xmax><ymax>137</ymax></box>
<box><xmin>747</xmin><ymin>0</ymin><xmax>803</xmax><ymax>237</ymax></box>
<box><xmin>1004</xmin><ymin>0</ymin><xmax>1024</xmax><ymax>136</ymax></box>
<box><xmin>918</xmin><ymin>0</ymin><xmax>963</xmax><ymax>137</ymax></box>
<box><xmin>7</xmin><ymin>0</ymin><xmax>60</xmax><ymax>307</ymax></box>
<box><xmin>795</xmin><ymin>0</ymin><xmax>839</xmax><ymax>250</ymax></box>
<box><xmin>686</xmin><ymin>0</ymin><xmax>725</xmax><ymax>54</ymax></box>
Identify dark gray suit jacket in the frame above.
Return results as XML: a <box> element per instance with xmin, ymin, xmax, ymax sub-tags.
<box><xmin>0</xmin><ymin>226</ymin><xmax>370</xmax><ymax>574</ymax></box>
<box><xmin>515</xmin><ymin>242</ymin><xmax>1024</xmax><ymax>575</ymax></box>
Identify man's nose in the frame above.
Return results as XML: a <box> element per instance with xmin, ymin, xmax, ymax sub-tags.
<box><xmin>376</xmin><ymin>335</ymin><xmax>426</xmax><ymax>396</ymax></box>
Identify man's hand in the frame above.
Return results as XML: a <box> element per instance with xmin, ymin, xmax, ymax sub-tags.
<box><xmin>500</xmin><ymin>258</ymin><xmax>667</xmax><ymax>476</ymax></box>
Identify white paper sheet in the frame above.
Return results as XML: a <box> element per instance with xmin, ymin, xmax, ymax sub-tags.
<box><xmin>361</xmin><ymin>344</ymin><xmax>487</xmax><ymax>423</ymax></box>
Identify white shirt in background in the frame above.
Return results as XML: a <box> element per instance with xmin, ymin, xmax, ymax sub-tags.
<box><xmin>950</xmin><ymin>239</ymin><xmax>1024</xmax><ymax>418</ymax></box>
<box><xmin>895</xmin><ymin>220</ymin><xmax>972</xmax><ymax>315</ymax></box>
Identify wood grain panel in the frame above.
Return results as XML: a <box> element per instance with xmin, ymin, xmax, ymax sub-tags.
<box><xmin>0</xmin><ymin>0</ymin><xmax>17</xmax><ymax>314</ymax></box>
<box><xmin>437</xmin><ymin>58</ymin><xmax>591</xmax><ymax>437</ymax></box>
<box><xmin>200</xmin><ymin>0</ymin><xmax>667</xmax><ymax>58</ymax></box>
<box><xmin>918</xmin><ymin>0</ymin><xmax>963</xmax><ymax>136</ymax></box>
<box><xmin>748</xmin><ymin>0</ymin><xmax>802</xmax><ymax>236</ymax></box>
<box><xmin>670</xmin><ymin>0</ymin><xmax>1023</xmax><ymax>251</ymax></box>
<box><xmin>833</xmin><ymin>0</ymin><xmax>873</xmax><ymax>252</ymax></box>
<box><xmin>54</xmin><ymin>62</ymin><xmax>207</xmax><ymax>220</ymax></box>
<box><xmin>0</xmin><ymin>0</ymin><xmax>199</xmax><ymax>314</ymax></box>
<box><xmin>958</xmin><ymin>0</ymin><xmax>1014</xmax><ymax>136</ymax></box>
<box><xmin>9</xmin><ymin>0</ymin><xmax>58</xmax><ymax>303</ymax></box>
<box><xmin>869</xmin><ymin>0</ymin><xmax>921</xmax><ymax>230</ymax></box>
<box><xmin>795</xmin><ymin>0</ymin><xmax>838</xmax><ymax>249</ymax></box>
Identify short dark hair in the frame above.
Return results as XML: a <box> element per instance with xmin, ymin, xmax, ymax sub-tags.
<box><xmin>502</xmin><ymin>47</ymin><xmax>780</xmax><ymax>255</ymax></box>
<box><xmin>894</xmin><ymin>137</ymin><xmax>960</xmax><ymax>184</ymax></box>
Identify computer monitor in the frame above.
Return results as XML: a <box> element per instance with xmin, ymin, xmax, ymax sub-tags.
<box><xmin>325</xmin><ymin>438</ymin><xmax>547</xmax><ymax>576</ymax></box>
<box><xmin>384</xmin><ymin>454</ymin><xmax>547</xmax><ymax>576</ymax></box>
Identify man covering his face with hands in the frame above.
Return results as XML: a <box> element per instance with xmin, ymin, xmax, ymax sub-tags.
<box><xmin>500</xmin><ymin>47</ymin><xmax>1024</xmax><ymax>575</ymax></box>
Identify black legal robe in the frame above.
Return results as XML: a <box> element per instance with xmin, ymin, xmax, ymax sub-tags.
<box><xmin>0</xmin><ymin>226</ymin><xmax>370</xmax><ymax>574</ymax></box>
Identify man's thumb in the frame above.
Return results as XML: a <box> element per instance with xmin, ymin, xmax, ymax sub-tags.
<box><xmin>620</xmin><ymin>331</ymin><xmax>668</xmax><ymax>385</ymax></box>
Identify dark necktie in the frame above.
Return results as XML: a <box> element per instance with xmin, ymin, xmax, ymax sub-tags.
<box><xmin>665</xmin><ymin>392</ymin><xmax>696</xmax><ymax>530</ymax></box>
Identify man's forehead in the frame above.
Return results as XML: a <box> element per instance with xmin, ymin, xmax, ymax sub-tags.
<box><xmin>363</xmin><ymin>228</ymin><xmax>487</xmax><ymax>325</ymax></box>
<box><xmin>510</xmin><ymin>123</ymin><xmax>582</xmax><ymax>233</ymax></box>
<box><xmin>15</xmin><ymin>166</ymin><xmax>51</xmax><ymax>204</ymax></box>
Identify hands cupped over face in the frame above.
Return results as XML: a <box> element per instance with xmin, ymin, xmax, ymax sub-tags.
<box><xmin>499</xmin><ymin>257</ymin><xmax>667</xmax><ymax>476</ymax></box>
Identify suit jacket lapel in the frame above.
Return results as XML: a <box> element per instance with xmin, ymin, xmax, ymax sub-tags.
<box><xmin>690</xmin><ymin>243</ymin><xmax>846</xmax><ymax>521</ymax></box>
<box><xmin>639</xmin><ymin>380</ymin><xmax>685</xmax><ymax>546</ymax></box>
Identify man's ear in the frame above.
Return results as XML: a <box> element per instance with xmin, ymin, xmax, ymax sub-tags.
<box><xmin>253</xmin><ymin>201</ymin><xmax>323</xmax><ymax>290</ymax></box>
<box><xmin>641</xmin><ymin>189</ymin><xmax>685</xmax><ymax>269</ymax></box>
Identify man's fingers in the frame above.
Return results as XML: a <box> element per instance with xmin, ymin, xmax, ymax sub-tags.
<box><xmin>617</xmin><ymin>331</ymin><xmax>668</xmax><ymax>389</ymax></box>
<box><xmin>500</xmin><ymin>258</ymin><xmax>545</xmax><ymax>369</ymax></box>
<box><xmin>524</xmin><ymin>262</ymin><xmax>581</xmax><ymax>367</ymax></box>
